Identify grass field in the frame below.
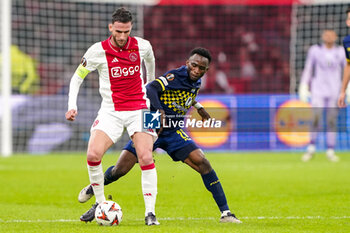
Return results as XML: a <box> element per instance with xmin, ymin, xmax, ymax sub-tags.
<box><xmin>0</xmin><ymin>151</ymin><xmax>349</xmax><ymax>233</ymax></box>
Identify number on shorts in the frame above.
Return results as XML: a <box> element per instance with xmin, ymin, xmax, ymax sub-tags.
<box><xmin>176</xmin><ymin>129</ymin><xmax>191</xmax><ymax>141</ymax></box>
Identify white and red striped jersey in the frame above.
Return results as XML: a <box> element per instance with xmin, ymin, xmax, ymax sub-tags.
<box><xmin>68</xmin><ymin>36</ymin><xmax>155</xmax><ymax>112</ymax></box>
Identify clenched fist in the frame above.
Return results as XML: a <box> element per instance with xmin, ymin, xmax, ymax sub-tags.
<box><xmin>65</xmin><ymin>109</ymin><xmax>78</xmax><ymax>121</ymax></box>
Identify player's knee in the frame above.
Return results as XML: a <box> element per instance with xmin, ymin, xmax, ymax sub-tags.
<box><xmin>138</xmin><ymin>156</ymin><xmax>153</xmax><ymax>166</ymax></box>
<box><xmin>198</xmin><ymin>157</ymin><xmax>212</xmax><ymax>175</ymax></box>
<box><xmin>87</xmin><ymin>149</ymin><xmax>102</xmax><ymax>162</ymax></box>
<box><xmin>137</xmin><ymin>152</ymin><xmax>153</xmax><ymax>166</ymax></box>
<box><xmin>135</xmin><ymin>148</ymin><xmax>153</xmax><ymax>165</ymax></box>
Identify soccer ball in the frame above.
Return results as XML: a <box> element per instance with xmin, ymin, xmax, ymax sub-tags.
<box><xmin>95</xmin><ymin>200</ymin><xmax>123</xmax><ymax>226</ymax></box>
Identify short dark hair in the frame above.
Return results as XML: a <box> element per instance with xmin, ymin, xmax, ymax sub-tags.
<box><xmin>189</xmin><ymin>47</ymin><xmax>212</xmax><ymax>64</ymax></box>
<box><xmin>112</xmin><ymin>7</ymin><xmax>133</xmax><ymax>24</ymax></box>
<box><xmin>346</xmin><ymin>7</ymin><xmax>350</xmax><ymax>14</ymax></box>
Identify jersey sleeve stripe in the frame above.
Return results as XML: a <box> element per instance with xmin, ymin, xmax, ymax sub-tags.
<box><xmin>158</xmin><ymin>76</ymin><xmax>168</xmax><ymax>86</ymax></box>
<box><xmin>156</xmin><ymin>79</ymin><xmax>165</xmax><ymax>91</ymax></box>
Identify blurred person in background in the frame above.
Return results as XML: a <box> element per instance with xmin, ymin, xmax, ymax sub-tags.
<box><xmin>239</xmin><ymin>47</ymin><xmax>256</xmax><ymax>79</ymax></box>
<box><xmin>201</xmin><ymin>62</ymin><xmax>234</xmax><ymax>94</ymax></box>
<box><xmin>0</xmin><ymin>45</ymin><xmax>39</xmax><ymax>94</ymax></box>
<box><xmin>299</xmin><ymin>29</ymin><xmax>345</xmax><ymax>162</ymax></box>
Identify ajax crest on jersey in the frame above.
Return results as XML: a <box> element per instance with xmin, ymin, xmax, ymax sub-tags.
<box><xmin>95</xmin><ymin>201</ymin><xmax>123</xmax><ymax>226</ymax></box>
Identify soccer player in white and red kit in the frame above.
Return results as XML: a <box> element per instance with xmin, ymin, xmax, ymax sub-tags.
<box><xmin>65</xmin><ymin>8</ymin><xmax>159</xmax><ymax>225</ymax></box>
<box><xmin>299</xmin><ymin>30</ymin><xmax>345</xmax><ymax>162</ymax></box>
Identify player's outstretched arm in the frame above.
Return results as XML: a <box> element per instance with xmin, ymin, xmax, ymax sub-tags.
<box><xmin>66</xmin><ymin>45</ymin><xmax>97</xmax><ymax>121</ymax></box>
<box><xmin>193</xmin><ymin>101</ymin><xmax>211</xmax><ymax>120</ymax></box>
<box><xmin>66</xmin><ymin>63</ymin><xmax>90</xmax><ymax>121</ymax></box>
<box><xmin>146</xmin><ymin>80</ymin><xmax>164</xmax><ymax>110</ymax></box>
<box><xmin>66</xmin><ymin>73</ymin><xmax>83</xmax><ymax>121</ymax></box>
<box><xmin>299</xmin><ymin>47</ymin><xmax>314</xmax><ymax>102</ymax></box>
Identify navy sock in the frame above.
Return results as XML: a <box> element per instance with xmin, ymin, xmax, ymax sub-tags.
<box><xmin>104</xmin><ymin>166</ymin><xmax>117</xmax><ymax>185</ymax></box>
<box><xmin>201</xmin><ymin>169</ymin><xmax>229</xmax><ymax>212</ymax></box>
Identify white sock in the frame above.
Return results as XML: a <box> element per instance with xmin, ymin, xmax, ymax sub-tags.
<box><xmin>326</xmin><ymin>148</ymin><xmax>335</xmax><ymax>157</ymax></box>
<box><xmin>141</xmin><ymin>163</ymin><xmax>157</xmax><ymax>216</ymax></box>
<box><xmin>306</xmin><ymin>144</ymin><xmax>316</xmax><ymax>154</ymax></box>
<box><xmin>87</xmin><ymin>160</ymin><xmax>105</xmax><ymax>204</ymax></box>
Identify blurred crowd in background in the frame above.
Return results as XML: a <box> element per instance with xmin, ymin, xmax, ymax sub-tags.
<box><xmin>144</xmin><ymin>5</ymin><xmax>291</xmax><ymax>93</ymax></box>
<box><xmin>7</xmin><ymin>1</ymin><xmax>348</xmax><ymax>153</ymax></box>
<box><xmin>9</xmin><ymin>1</ymin><xmax>292</xmax><ymax>96</ymax></box>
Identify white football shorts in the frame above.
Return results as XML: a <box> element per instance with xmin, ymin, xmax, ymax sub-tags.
<box><xmin>90</xmin><ymin>109</ymin><xmax>157</xmax><ymax>143</ymax></box>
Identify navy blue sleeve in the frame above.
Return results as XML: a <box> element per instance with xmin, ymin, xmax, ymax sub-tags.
<box><xmin>146</xmin><ymin>80</ymin><xmax>163</xmax><ymax>110</ymax></box>
<box><xmin>343</xmin><ymin>35</ymin><xmax>350</xmax><ymax>62</ymax></box>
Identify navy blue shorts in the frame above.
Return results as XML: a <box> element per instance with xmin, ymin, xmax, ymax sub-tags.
<box><xmin>123</xmin><ymin>129</ymin><xmax>199</xmax><ymax>161</ymax></box>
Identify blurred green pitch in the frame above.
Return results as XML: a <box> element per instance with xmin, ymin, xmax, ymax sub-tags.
<box><xmin>0</xmin><ymin>152</ymin><xmax>349</xmax><ymax>233</ymax></box>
